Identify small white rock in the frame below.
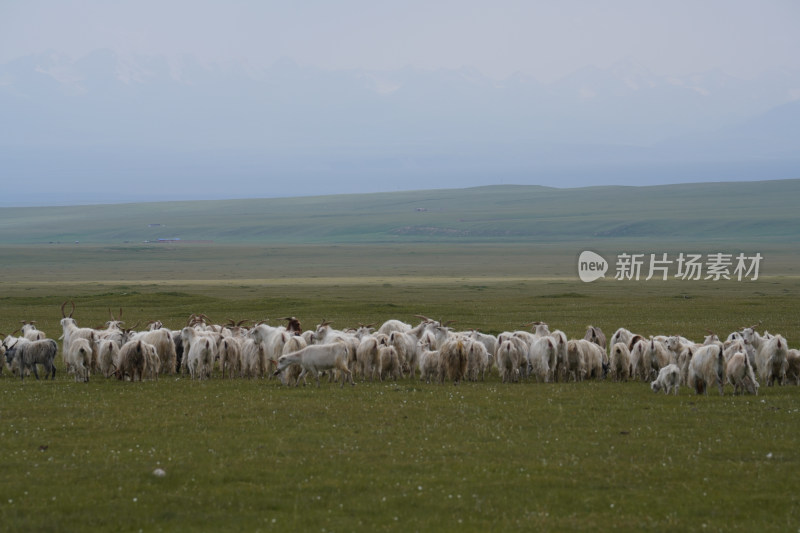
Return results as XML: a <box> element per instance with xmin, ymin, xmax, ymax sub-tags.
<box><xmin>153</xmin><ymin>468</ymin><xmax>167</xmax><ymax>477</ymax></box>
<box><xmin>766</xmin><ymin>453</ymin><xmax>773</xmax><ymax>459</ymax></box>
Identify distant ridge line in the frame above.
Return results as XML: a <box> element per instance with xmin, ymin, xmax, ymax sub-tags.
<box><xmin>1</xmin><ymin>179</ymin><xmax>798</xmax><ymax>245</ymax></box>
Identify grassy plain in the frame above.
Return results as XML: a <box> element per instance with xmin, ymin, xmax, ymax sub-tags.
<box><xmin>2</xmin><ymin>368</ymin><xmax>799</xmax><ymax>532</ymax></box>
<box><xmin>2</xmin><ymin>181</ymin><xmax>800</xmax><ymax>531</ymax></box>
<box><xmin>2</xmin><ymin>250</ymin><xmax>800</xmax><ymax>531</ymax></box>
<box><xmin>2</xmin><ymin>180</ymin><xmax>799</xmax><ymax>245</ymax></box>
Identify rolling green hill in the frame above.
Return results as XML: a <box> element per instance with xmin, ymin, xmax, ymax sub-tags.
<box><xmin>2</xmin><ymin>180</ymin><xmax>798</xmax><ymax>245</ymax></box>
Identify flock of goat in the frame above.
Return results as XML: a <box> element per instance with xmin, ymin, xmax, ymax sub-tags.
<box><xmin>1</xmin><ymin>302</ymin><xmax>798</xmax><ymax>396</ymax></box>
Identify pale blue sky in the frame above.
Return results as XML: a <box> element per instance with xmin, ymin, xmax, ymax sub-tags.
<box><xmin>2</xmin><ymin>0</ymin><xmax>799</xmax><ymax>81</ymax></box>
<box><xmin>1</xmin><ymin>1</ymin><xmax>799</xmax><ymax>205</ymax></box>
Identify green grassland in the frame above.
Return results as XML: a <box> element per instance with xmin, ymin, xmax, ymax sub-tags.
<box><xmin>2</xmin><ymin>278</ymin><xmax>800</xmax><ymax>532</ymax></box>
<box><xmin>1</xmin><ymin>181</ymin><xmax>800</xmax><ymax>531</ymax></box>
<box><xmin>2</xmin><ymin>371</ymin><xmax>799</xmax><ymax>532</ymax></box>
<box><xmin>2</xmin><ymin>180</ymin><xmax>799</xmax><ymax>245</ymax></box>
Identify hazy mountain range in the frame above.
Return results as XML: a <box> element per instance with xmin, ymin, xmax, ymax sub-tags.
<box><xmin>1</xmin><ymin>50</ymin><xmax>799</xmax><ymax>205</ymax></box>
<box><xmin>2</xmin><ymin>181</ymin><xmax>798</xmax><ymax>245</ymax></box>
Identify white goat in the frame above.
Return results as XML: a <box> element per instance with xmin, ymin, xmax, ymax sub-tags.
<box><xmin>377</xmin><ymin>319</ymin><xmax>412</xmax><ymax>336</ymax></box>
<box><xmin>249</xmin><ymin>323</ymin><xmax>284</xmax><ymax>355</ymax></box>
<box><xmin>645</xmin><ymin>337</ymin><xmax>671</xmax><ymax>380</ymax></box>
<box><xmin>584</xmin><ymin>325</ymin><xmax>607</xmax><ymax>351</ymax></box>
<box><xmin>277</xmin><ymin>334</ymin><xmax>308</xmax><ymax>386</ymax></box>
<box><xmin>466</xmin><ymin>338</ymin><xmax>490</xmax><ymax>381</ymax></box>
<box><xmin>609</xmin><ymin>328</ymin><xmax>634</xmax><ymax>353</ymax></box>
<box><xmin>630</xmin><ymin>338</ymin><xmax>649</xmax><ymax>381</ymax></box>
<box><xmin>666</xmin><ymin>336</ymin><xmax>696</xmax><ymax>385</ymax></box>
<box><xmin>59</xmin><ymin>301</ymin><xmax>98</xmax><ymax>373</ymax></box>
<box><xmin>314</xmin><ymin>321</ymin><xmax>360</xmax><ymax>369</ymax></box>
<box><xmin>417</xmin><ymin>342</ymin><xmax>441</xmax><ymax>384</ymax></box>
<box><xmin>217</xmin><ymin>336</ymin><xmax>243</xmax><ymax>379</ymax></box>
<box><xmin>666</xmin><ymin>336</ymin><xmax>693</xmax><ymax>364</ymax></box>
<box><xmin>565</xmin><ymin>340</ymin><xmax>586</xmax><ymax>382</ymax></box>
<box><xmin>786</xmin><ymin>349</ymin><xmax>800</xmax><ymax>386</ymax></box>
<box><xmin>21</xmin><ymin>322</ymin><xmax>46</xmax><ymax>341</ymax></box>
<box><xmin>356</xmin><ymin>334</ymin><xmax>388</xmax><ymax>382</ymax></box>
<box><xmin>580</xmin><ymin>340</ymin><xmax>606</xmax><ymax>380</ymax></box>
<box><xmin>181</xmin><ymin>326</ymin><xmax>218</xmax><ymax>378</ymax></box>
<box><xmin>389</xmin><ymin>330</ymin><xmax>418</xmax><ymax>379</ymax></box>
<box><xmin>96</xmin><ymin>339</ymin><xmax>120</xmax><ymax>378</ymax></box>
<box><xmin>267</xmin><ymin>331</ymin><xmax>301</xmax><ymax>378</ymax></box>
<box><xmin>742</xmin><ymin>326</ymin><xmax>773</xmax><ymax>371</ymax></box>
<box><xmin>378</xmin><ymin>345</ymin><xmax>402</xmax><ymax>381</ymax></box>
<box><xmin>142</xmin><ymin>341</ymin><xmax>161</xmax><ymax>379</ymax></box>
<box><xmin>129</xmin><ymin>328</ymin><xmax>177</xmax><ymax>374</ymax></box>
<box><xmin>66</xmin><ymin>337</ymin><xmax>93</xmax><ymax>382</ymax></box>
<box><xmin>116</xmin><ymin>339</ymin><xmax>146</xmax><ymax>382</ymax></box>
<box><xmin>703</xmin><ymin>332</ymin><xmax>721</xmax><ymax>345</ymax></box>
<box><xmin>437</xmin><ymin>337</ymin><xmax>468</xmax><ymax>385</ymax></box>
<box><xmin>688</xmin><ymin>344</ymin><xmax>725</xmax><ymax>395</ymax></box>
<box><xmin>406</xmin><ymin>316</ymin><xmax>443</xmax><ymax>341</ymax></box>
<box><xmin>755</xmin><ymin>335</ymin><xmax>788</xmax><ymax>387</ymax></box>
<box><xmin>726</xmin><ymin>352</ymin><xmax>759</xmax><ymax>395</ymax></box>
<box><xmin>274</xmin><ymin>342</ymin><xmax>354</xmax><ymax>388</ymax></box>
<box><xmin>528</xmin><ymin>336</ymin><xmax>556</xmax><ymax>382</ymax></box>
<box><xmin>497</xmin><ymin>333</ymin><xmax>528</xmax><ymax>380</ymax></box>
<box><xmin>526</xmin><ymin>321</ymin><xmax>550</xmax><ymax>336</ymax></box>
<box><xmin>512</xmin><ymin>330</ymin><xmax>537</xmax><ymax>378</ymax></box>
<box><xmin>550</xmin><ymin>330</ymin><xmax>568</xmax><ymax>382</ymax></box>
<box><xmin>741</xmin><ymin>326</ymin><xmax>765</xmax><ymax>352</ymax></box>
<box><xmin>651</xmin><ymin>364</ymin><xmax>680</xmax><ymax>395</ymax></box>
<box><xmin>467</xmin><ymin>330</ymin><xmax>498</xmax><ymax>363</ymax></box>
<box><xmin>183</xmin><ymin>332</ymin><xmax>215</xmax><ymax>380</ymax></box>
<box><xmin>495</xmin><ymin>339</ymin><xmax>522</xmax><ymax>383</ymax></box>
<box><xmin>241</xmin><ymin>338</ymin><xmax>267</xmax><ymax>378</ymax></box>
<box><xmin>609</xmin><ymin>342</ymin><xmax>631</xmax><ymax>382</ymax></box>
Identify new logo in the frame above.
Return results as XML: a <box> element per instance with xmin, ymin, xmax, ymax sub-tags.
<box><xmin>578</xmin><ymin>251</ymin><xmax>608</xmax><ymax>282</ymax></box>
